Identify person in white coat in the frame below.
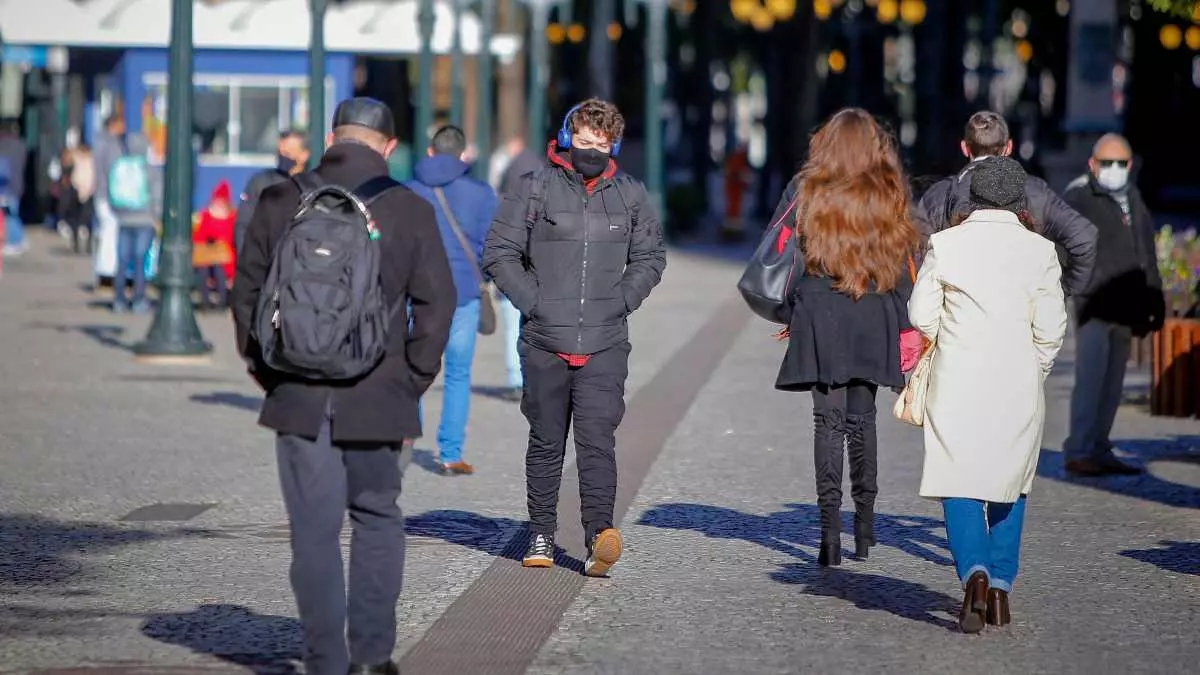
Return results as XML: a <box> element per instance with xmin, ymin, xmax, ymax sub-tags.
<box><xmin>908</xmin><ymin>156</ymin><xmax>1068</xmax><ymax>634</ymax></box>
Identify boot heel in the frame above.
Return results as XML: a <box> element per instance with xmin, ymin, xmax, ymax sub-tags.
<box><xmin>853</xmin><ymin>512</ymin><xmax>875</xmax><ymax>560</ymax></box>
<box><xmin>818</xmin><ymin>538</ymin><xmax>842</xmax><ymax>567</ymax></box>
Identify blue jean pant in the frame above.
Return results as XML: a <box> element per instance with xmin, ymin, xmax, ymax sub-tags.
<box><xmin>437</xmin><ymin>300</ymin><xmax>480</xmax><ymax>464</ymax></box>
<box><xmin>4</xmin><ymin>204</ymin><xmax>25</xmax><ymax>247</ymax></box>
<box><xmin>114</xmin><ymin>225</ymin><xmax>155</xmax><ymax>307</ymax></box>
<box><xmin>499</xmin><ymin>294</ymin><xmax>523</xmax><ymax>388</ymax></box>
<box><xmin>942</xmin><ymin>496</ymin><xmax>1028</xmax><ymax>593</ymax></box>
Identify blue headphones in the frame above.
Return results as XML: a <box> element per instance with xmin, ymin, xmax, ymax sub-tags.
<box><xmin>557</xmin><ymin>103</ymin><xmax>622</xmax><ymax>157</ymax></box>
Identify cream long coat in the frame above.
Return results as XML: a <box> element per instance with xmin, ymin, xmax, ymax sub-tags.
<box><xmin>908</xmin><ymin>209</ymin><xmax>1068</xmax><ymax>503</ymax></box>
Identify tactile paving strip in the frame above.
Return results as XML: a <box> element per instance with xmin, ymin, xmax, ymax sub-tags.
<box><xmin>399</xmin><ymin>295</ymin><xmax>751</xmax><ymax>674</ymax></box>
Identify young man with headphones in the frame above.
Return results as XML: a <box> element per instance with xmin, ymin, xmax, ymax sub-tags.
<box><xmin>483</xmin><ymin>98</ymin><xmax>666</xmax><ymax>576</ymax></box>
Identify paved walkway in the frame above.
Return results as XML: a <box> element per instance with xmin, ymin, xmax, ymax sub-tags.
<box><xmin>1</xmin><ymin>232</ymin><xmax>1197</xmax><ymax>674</ymax></box>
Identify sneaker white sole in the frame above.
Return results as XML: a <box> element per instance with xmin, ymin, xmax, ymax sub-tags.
<box><xmin>522</xmin><ymin>554</ymin><xmax>553</xmax><ymax>568</ymax></box>
<box><xmin>583</xmin><ymin>529</ymin><xmax>623</xmax><ymax>577</ymax></box>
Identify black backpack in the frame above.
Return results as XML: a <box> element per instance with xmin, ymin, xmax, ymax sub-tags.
<box><xmin>254</xmin><ymin>172</ymin><xmax>401</xmax><ymax>381</ymax></box>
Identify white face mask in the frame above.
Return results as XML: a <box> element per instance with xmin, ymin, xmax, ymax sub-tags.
<box><xmin>1097</xmin><ymin>165</ymin><xmax>1129</xmax><ymax>191</ymax></box>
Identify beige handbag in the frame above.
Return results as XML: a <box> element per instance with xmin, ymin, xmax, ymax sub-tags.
<box><xmin>893</xmin><ymin>344</ymin><xmax>934</xmax><ymax>426</ymax></box>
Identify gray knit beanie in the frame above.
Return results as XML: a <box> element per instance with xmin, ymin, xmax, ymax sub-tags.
<box><xmin>969</xmin><ymin>155</ymin><xmax>1026</xmax><ymax>213</ymax></box>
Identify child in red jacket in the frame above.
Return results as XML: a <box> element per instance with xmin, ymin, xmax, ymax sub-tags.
<box><xmin>193</xmin><ymin>180</ymin><xmax>237</xmax><ymax>310</ymax></box>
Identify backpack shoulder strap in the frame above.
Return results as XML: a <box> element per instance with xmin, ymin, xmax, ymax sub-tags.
<box><xmin>608</xmin><ymin>174</ymin><xmax>641</xmax><ymax>228</ymax></box>
<box><xmin>355</xmin><ymin>175</ymin><xmax>402</xmax><ymax>206</ymax></box>
<box><xmin>524</xmin><ymin>168</ymin><xmax>548</xmax><ymax>228</ymax></box>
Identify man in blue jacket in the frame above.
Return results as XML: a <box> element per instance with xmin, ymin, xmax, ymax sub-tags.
<box><xmin>406</xmin><ymin>125</ymin><xmax>498</xmax><ymax>475</ymax></box>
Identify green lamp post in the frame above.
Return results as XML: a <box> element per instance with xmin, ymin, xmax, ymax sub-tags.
<box><xmin>473</xmin><ymin>0</ymin><xmax>496</xmax><ymax>180</ymax></box>
<box><xmin>524</xmin><ymin>0</ymin><xmax>556</xmax><ymax>147</ymax></box>
<box><xmin>641</xmin><ymin>0</ymin><xmax>668</xmax><ymax>220</ymax></box>
<box><xmin>134</xmin><ymin>0</ymin><xmax>211</xmax><ymax>358</ymax></box>
<box><xmin>450</xmin><ymin>0</ymin><xmax>464</xmax><ymax>127</ymax></box>
<box><xmin>307</xmin><ymin>0</ymin><xmax>328</xmax><ymax>165</ymax></box>
<box><xmin>415</xmin><ymin>0</ymin><xmax>436</xmax><ymax>153</ymax></box>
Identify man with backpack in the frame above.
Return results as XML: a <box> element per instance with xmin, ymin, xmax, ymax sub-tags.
<box><xmin>404</xmin><ymin>125</ymin><xmax>498</xmax><ymax>476</ymax></box>
<box><xmin>231</xmin><ymin>97</ymin><xmax>456</xmax><ymax>675</ymax></box>
<box><xmin>483</xmin><ymin>98</ymin><xmax>667</xmax><ymax>577</ymax></box>
<box><xmin>95</xmin><ymin>113</ymin><xmax>162</xmax><ymax>313</ymax></box>
<box><xmin>915</xmin><ymin>110</ymin><xmax>1098</xmax><ymax>296</ymax></box>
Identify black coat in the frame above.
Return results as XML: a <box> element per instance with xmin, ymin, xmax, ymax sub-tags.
<box><xmin>231</xmin><ymin>143</ymin><xmax>457</xmax><ymax>443</ymax></box>
<box><xmin>915</xmin><ymin>163</ymin><xmax>1098</xmax><ymax>296</ymax></box>
<box><xmin>1063</xmin><ymin>175</ymin><xmax>1164</xmax><ymax>333</ymax></box>
<box><xmin>775</xmin><ymin>267</ymin><xmax>913</xmax><ymax>393</ymax></box>
<box><xmin>482</xmin><ymin>144</ymin><xmax>667</xmax><ymax>355</ymax></box>
<box><xmin>234</xmin><ymin>167</ymin><xmax>289</xmax><ymax>254</ymax></box>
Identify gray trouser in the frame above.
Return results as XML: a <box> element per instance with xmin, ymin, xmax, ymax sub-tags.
<box><xmin>276</xmin><ymin>413</ymin><xmax>406</xmax><ymax>675</ymax></box>
<box><xmin>1064</xmin><ymin>319</ymin><xmax>1132</xmax><ymax>461</ymax></box>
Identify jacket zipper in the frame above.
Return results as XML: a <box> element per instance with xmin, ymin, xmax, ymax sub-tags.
<box><xmin>577</xmin><ymin>189</ymin><xmax>590</xmax><ymax>353</ymax></box>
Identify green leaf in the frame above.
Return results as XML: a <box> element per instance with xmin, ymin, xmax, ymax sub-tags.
<box><xmin>1147</xmin><ymin>0</ymin><xmax>1200</xmax><ymax>19</ymax></box>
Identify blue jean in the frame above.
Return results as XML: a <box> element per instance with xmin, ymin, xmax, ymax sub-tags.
<box><xmin>437</xmin><ymin>300</ymin><xmax>480</xmax><ymax>464</ymax></box>
<box><xmin>942</xmin><ymin>496</ymin><xmax>1028</xmax><ymax>593</ymax></box>
<box><xmin>4</xmin><ymin>204</ymin><xmax>25</xmax><ymax>247</ymax></box>
<box><xmin>499</xmin><ymin>293</ymin><xmax>523</xmax><ymax>388</ymax></box>
<box><xmin>114</xmin><ymin>225</ymin><xmax>155</xmax><ymax>307</ymax></box>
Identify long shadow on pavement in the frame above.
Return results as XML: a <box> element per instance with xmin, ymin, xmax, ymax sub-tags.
<box><xmin>189</xmin><ymin>391</ymin><xmax>263</xmax><ymax>412</ymax></box>
<box><xmin>141</xmin><ymin>603</ymin><xmax>302</xmax><ymax>675</ymax></box>
<box><xmin>0</xmin><ymin>514</ymin><xmax>201</xmax><ymax>638</ymax></box>
<box><xmin>1037</xmin><ymin>437</ymin><xmax>1200</xmax><ymax>510</ymax></box>
<box><xmin>1119</xmin><ymin>540</ymin><xmax>1200</xmax><ymax>575</ymax></box>
<box><xmin>23</xmin><ymin>321</ymin><xmax>133</xmax><ymax>352</ymax></box>
<box><xmin>771</xmin><ymin>564</ymin><xmax>959</xmax><ymax>630</ymax></box>
<box><xmin>406</xmin><ymin>509</ymin><xmax>527</xmax><ymax>560</ymax></box>
<box><xmin>404</xmin><ymin>509</ymin><xmax>588</xmax><ymax>571</ymax></box>
<box><xmin>637</xmin><ymin>502</ymin><xmax>953</xmax><ymax>567</ymax></box>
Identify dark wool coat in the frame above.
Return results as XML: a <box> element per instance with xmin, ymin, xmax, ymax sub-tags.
<box><xmin>231</xmin><ymin>142</ymin><xmax>457</xmax><ymax>443</ymax></box>
<box><xmin>775</xmin><ymin>269</ymin><xmax>913</xmax><ymax>392</ymax></box>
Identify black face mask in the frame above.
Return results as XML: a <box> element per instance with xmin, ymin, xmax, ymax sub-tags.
<box><xmin>276</xmin><ymin>153</ymin><xmax>299</xmax><ymax>174</ymax></box>
<box><xmin>570</xmin><ymin>146</ymin><xmax>610</xmax><ymax>180</ymax></box>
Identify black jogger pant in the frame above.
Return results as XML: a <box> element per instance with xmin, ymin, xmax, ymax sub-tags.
<box><xmin>276</xmin><ymin>413</ymin><xmax>406</xmax><ymax>675</ymax></box>
<box><xmin>522</xmin><ymin>341</ymin><xmax>630</xmax><ymax>542</ymax></box>
<box><xmin>811</xmin><ymin>380</ymin><xmax>879</xmax><ymax>532</ymax></box>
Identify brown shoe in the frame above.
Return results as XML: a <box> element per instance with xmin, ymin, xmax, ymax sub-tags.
<box><xmin>986</xmin><ymin>588</ymin><xmax>1011</xmax><ymax>627</ymax></box>
<box><xmin>959</xmin><ymin>571</ymin><xmax>988</xmax><ymax>634</ymax></box>
<box><xmin>439</xmin><ymin>460</ymin><xmax>475</xmax><ymax>476</ymax></box>
<box><xmin>583</xmin><ymin>528</ymin><xmax>623</xmax><ymax>577</ymax></box>
<box><xmin>1066</xmin><ymin>457</ymin><xmax>1142</xmax><ymax>477</ymax></box>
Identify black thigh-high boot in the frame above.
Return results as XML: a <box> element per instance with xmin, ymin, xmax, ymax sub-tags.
<box><xmin>846</xmin><ymin>411</ymin><xmax>878</xmax><ymax>559</ymax></box>
<box><xmin>813</xmin><ymin>407</ymin><xmax>846</xmax><ymax>566</ymax></box>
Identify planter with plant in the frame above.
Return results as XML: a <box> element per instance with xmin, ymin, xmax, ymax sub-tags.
<box><xmin>1151</xmin><ymin>225</ymin><xmax>1200</xmax><ymax>416</ymax></box>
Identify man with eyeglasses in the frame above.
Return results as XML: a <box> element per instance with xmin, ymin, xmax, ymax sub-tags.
<box><xmin>915</xmin><ymin>110</ymin><xmax>1098</xmax><ymax>296</ymax></box>
<box><xmin>1060</xmin><ymin>133</ymin><xmax>1164</xmax><ymax>477</ymax></box>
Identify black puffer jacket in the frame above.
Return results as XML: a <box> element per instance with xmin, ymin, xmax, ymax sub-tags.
<box><xmin>483</xmin><ymin>142</ymin><xmax>667</xmax><ymax>355</ymax></box>
<box><xmin>916</xmin><ymin>161</ymin><xmax>1098</xmax><ymax>296</ymax></box>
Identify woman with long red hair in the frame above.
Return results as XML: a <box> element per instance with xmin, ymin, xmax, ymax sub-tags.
<box><xmin>774</xmin><ymin>108</ymin><xmax>921</xmax><ymax>566</ymax></box>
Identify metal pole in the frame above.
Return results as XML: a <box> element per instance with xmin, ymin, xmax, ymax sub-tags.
<box><xmin>473</xmin><ymin>0</ymin><xmax>496</xmax><ymax>180</ymax></box>
<box><xmin>134</xmin><ymin>0</ymin><xmax>210</xmax><ymax>357</ymax></box>
<box><xmin>307</xmin><ymin>0</ymin><xmax>327</xmax><ymax>165</ymax></box>
<box><xmin>416</xmin><ymin>0</ymin><xmax>436</xmax><ymax>152</ymax></box>
<box><xmin>527</xmin><ymin>0</ymin><xmax>551</xmax><ymax>148</ymax></box>
<box><xmin>450</xmin><ymin>0</ymin><xmax>464</xmax><ymax>127</ymax></box>
<box><xmin>643</xmin><ymin>0</ymin><xmax>667</xmax><ymax>220</ymax></box>
<box><xmin>588</xmin><ymin>0</ymin><xmax>616</xmax><ymax>101</ymax></box>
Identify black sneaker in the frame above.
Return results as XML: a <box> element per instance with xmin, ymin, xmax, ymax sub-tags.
<box><xmin>583</xmin><ymin>528</ymin><xmax>623</xmax><ymax>577</ymax></box>
<box><xmin>522</xmin><ymin>533</ymin><xmax>555</xmax><ymax>568</ymax></box>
